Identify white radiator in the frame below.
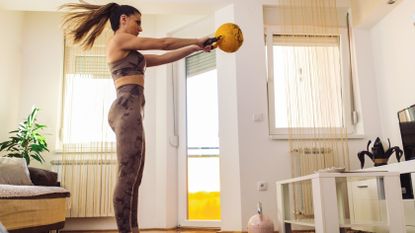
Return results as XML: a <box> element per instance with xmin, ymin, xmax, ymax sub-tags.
<box><xmin>52</xmin><ymin>156</ymin><xmax>118</xmax><ymax>217</ymax></box>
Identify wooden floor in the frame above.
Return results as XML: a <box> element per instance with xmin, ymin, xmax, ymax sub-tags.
<box><xmin>58</xmin><ymin>230</ymin><xmax>363</xmax><ymax>233</ymax></box>
<box><xmin>61</xmin><ymin>228</ymin><xmax>220</xmax><ymax>233</ymax></box>
<box><xmin>60</xmin><ymin>228</ymin><xmax>364</xmax><ymax>233</ymax></box>
<box><xmin>60</xmin><ymin>231</ymin><xmax>239</xmax><ymax>233</ymax></box>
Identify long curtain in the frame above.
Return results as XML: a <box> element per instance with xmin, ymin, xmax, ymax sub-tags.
<box><xmin>275</xmin><ymin>0</ymin><xmax>350</xmax><ymax>219</ymax></box>
<box><xmin>55</xmin><ymin>27</ymin><xmax>118</xmax><ymax>217</ymax></box>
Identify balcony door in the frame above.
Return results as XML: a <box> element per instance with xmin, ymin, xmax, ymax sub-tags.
<box><xmin>177</xmin><ymin>51</ymin><xmax>221</xmax><ymax>227</ymax></box>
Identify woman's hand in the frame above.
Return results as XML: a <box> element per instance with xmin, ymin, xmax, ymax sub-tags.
<box><xmin>202</xmin><ymin>45</ymin><xmax>214</xmax><ymax>52</ymax></box>
<box><xmin>197</xmin><ymin>37</ymin><xmax>215</xmax><ymax>52</ymax></box>
<box><xmin>197</xmin><ymin>36</ymin><xmax>210</xmax><ymax>48</ymax></box>
<box><xmin>190</xmin><ymin>44</ymin><xmax>214</xmax><ymax>53</ymax></box>
<box><xmin>189</xmin><ymin>44</ymin><xmax>202</xmax><ymax>52</ymax></box>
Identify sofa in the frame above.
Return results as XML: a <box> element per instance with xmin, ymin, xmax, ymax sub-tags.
<box><xmin>0</xmin><ymin>157</ymin><xmax>70</xmax><ymax>233</ymax></box>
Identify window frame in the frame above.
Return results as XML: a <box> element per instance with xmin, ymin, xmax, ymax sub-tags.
<box><xmin>265</xmin><ymin>26</ymin><xmax>357</xmax><ymax>139</ymax></box>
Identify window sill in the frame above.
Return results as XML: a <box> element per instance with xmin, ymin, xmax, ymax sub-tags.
<box><xmin>54</xmin><ymin>149</ymin><xmax>116</xmax><ymax>154</ymax></box>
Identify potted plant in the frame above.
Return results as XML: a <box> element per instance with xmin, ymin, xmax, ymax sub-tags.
<box><xmin>0</xmin><ymin>106</ymin><xmax>49</xmax><ymax>165</ymax></box>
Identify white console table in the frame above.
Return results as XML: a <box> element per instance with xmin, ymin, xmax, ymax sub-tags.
<box><xmin>362</xmin><ymin>160</ymin><xmax>415</xmax><ymax>230</ymax></box>
<box><xmin>362</xmin><ymin>159</ymin><xmax>415</xmax><ymax>174</ymax></box>
<box><xmin>276</xmin><ymin>171</ymin><xmax>405</xmax><ymax>233</ymax></box>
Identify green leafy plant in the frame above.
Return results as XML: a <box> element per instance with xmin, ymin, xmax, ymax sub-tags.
<box><xmin>0</xmin><ymin>106</ymin><xmax>49</xmax><ymax>165</ymax></box>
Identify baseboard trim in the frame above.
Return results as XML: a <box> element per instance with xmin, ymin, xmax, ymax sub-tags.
<box><xmin>177</xmin><ymin>227</ymin><xmax>221</xmax><ymax>231</ymax></box>
<box><xmin>62</xmin><ymin>227</ymin><xmax>222</xmax><ymax>232</ymax></box>
<box><xmin>64</xmin><ymin>227</ymin><xmax>314</xmax><ymax>233</ymax></box>
<box><xmin>140</xmin><ymin>228</ymin><xmax>179</xmax><ymax>231</ymax></box>
<box><xmin>141</xmin><ymin>227</ymin><xmax>219</xmax><ymax>231</ymax></box>
<box><xmin>141</xmin><ymin>228</ymin><xmax>287</xmax><ymax>233</ymax></box>
<box><xmin>217</xmin><ymin>231</ymin><xmax>247</xmax><ymax>233</ymax></box>
<box><xmin>218</xmin><ymin>231</ymin><xmax>279</xmax><ymax>233</ymax></box>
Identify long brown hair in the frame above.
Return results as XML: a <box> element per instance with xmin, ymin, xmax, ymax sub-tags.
<box><xmin>61</xmin><ymin>1</ymin><xmax>140</xmax><ymax>50</ymax></box>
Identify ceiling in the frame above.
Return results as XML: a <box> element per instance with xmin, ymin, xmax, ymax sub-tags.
<box><xmin>1</xmin><ymin>0</ymin><xmax>402</xmax><ymax>25</ymax></box>
<box><xmin>0</xmin><ymin>0</ymin><xmax>235</xmax><ymax>14</ymax></box>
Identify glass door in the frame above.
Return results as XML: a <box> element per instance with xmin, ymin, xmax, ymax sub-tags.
<box><xmin>177</xmin><ymin>52</ymin><xmax>221</xmax><ymax>227</ymax></box>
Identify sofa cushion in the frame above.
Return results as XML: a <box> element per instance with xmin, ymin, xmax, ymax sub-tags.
<box><xmin>0</xmin><ymin>184</ymin><xmax>70</xmax><ymax>199</ymax></box>
<box><xmin>0</xmin><ymin>157</ymin><xmax>33</xmax><ymax>185</ymax></box>
<box><xmin>28</xmin><ymin>167</ymin><xmax>59</xmax><ymax>186</ymax></box>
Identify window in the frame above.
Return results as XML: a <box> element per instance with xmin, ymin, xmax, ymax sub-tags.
<box><xmin>60</xmin><ymin>35</ymin><xmax>115</xmax><ymax>150</ymax></box>
<box><xmin>265</xmin><ymin>27</ymin><xmax>356</xmax><ymax>137</ymax></box>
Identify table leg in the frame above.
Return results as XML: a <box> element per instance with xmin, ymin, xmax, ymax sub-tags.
<box><xmin>277</xmin><ymin>182</ymin><xmax>290</xmax><ymax>232</ymax></box>
<box><xmin>384</xmin><ymin>176</ymin><xmax>406</xmax><ymax>233</ymax></box>
<box><xmin>312</xmin><ymin>177</ymin><xmax>340</xmax><ymax>233</ymax></box>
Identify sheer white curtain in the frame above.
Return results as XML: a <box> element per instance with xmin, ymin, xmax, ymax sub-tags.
<box><xmin>56</xmin><ymin>27</ymin><xmax>118</xmax><ymax>217</ymax></box>
<box><xmin>274</xmin><ymin>0</ymin><xmax>350</xmax><ymax>219</ymax></box>
<box><xmin>275</xmin><ymin>35</ymin><xmax>349</xmax><ymax>173</ymax></box>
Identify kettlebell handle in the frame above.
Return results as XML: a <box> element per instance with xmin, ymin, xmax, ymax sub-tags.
<box><xmin>203</xmin><ymin>36</ymin><xmax>222</xmax><ymax>47</ymax></box>
<box><xmin>257</xmin><ymin>202</ymin><xmax>263</xmax><ymax>215</ymax></box>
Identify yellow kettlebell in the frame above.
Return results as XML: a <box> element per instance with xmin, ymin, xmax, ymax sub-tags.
<box><xmin>203</xmin><ymin>23</ymin><xmax>244</xmax><ymax>53</ymax></box>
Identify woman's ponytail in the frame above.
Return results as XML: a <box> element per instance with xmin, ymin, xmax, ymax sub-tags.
<box><xmin>61</xmin><ymin>2</ymin><xmax>119</xmax><ymax>49</ymax></box>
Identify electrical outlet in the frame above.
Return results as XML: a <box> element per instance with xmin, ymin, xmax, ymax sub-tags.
<box><xmin>257</xmin><ymin>181</ymin><xmax>268</xmax><ymax>191</ymax></box>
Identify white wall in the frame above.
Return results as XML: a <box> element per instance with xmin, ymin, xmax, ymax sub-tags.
<box><xmin>213</xmin><ymin>0</ymin><xmax>383</xmax><ymax>231</ymax></box>
<box><xmin>19</xmin><ymin>12</ymin><xmax>64</xmax><ymax>167</ymax></box>
<box><xmin>226</xmin><ymin>1</ymin><xmax>288</xmax><ymax>229</ymax></box>
<box><xmin>215</xmin><ymin>4</ymin><xmax>244</xmax><ymax>230</ymax></box>
<box><xmin>2</xmin><ymin>0</ymin><xmax>413</xmax><ymax>231</ymax></box>
<box><xmin>0</xmin><ymin>10</ymin><xmax>23</xmax><ymax>143</ymax></box>
<box><xmin>223</xmin><ymin>0</ymin><xmax>413</xmax><ymax>230</ymax></box>
<box><xmin>371</xmin><ymin>0</ymin><xmax>415</xmax><ymax>155</ymax></box>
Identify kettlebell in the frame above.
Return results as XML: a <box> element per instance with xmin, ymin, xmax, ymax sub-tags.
<box><xmin>247</xmin><ymin>202</ymin><xmax>274</xmax><ymax>233</ymax></box>
<box><xmin>203</xmin><ymin>23</ymin><xmax>244</xmax><ymax>53</ymax></box>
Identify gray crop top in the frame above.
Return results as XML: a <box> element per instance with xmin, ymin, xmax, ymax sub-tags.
<box><xmin>108</xmin><ymin>50</ymin><xmax>146</xmax><ymax>80</ymax></box>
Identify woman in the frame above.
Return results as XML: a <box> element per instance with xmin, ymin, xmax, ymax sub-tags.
<box><xmin>61</xmin><ymin>2</ymin><xmax>213</xmax><ymax>233</ymax></box>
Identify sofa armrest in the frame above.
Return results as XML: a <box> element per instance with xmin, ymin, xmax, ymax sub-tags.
<box><xmin>28</xmin><ymin>167</ymin><xmax>59</xmax><ymax>186</ymax></box>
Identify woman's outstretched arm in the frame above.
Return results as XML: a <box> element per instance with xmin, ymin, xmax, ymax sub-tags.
<box><xmin>113</xmin><ymin>32</ymin><xmax>208</xmax><ymax>51</ymax></box>
<box><xmin>144</xmin><ymin>45</ymin><xmax>212</xmax><ymax>67</ymax></box>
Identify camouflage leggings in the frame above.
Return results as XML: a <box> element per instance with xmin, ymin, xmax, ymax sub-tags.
<box><xmin>108</xmin><ymin>85</ymin><xmax>145</xmax><ymax>233</ymax></box>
